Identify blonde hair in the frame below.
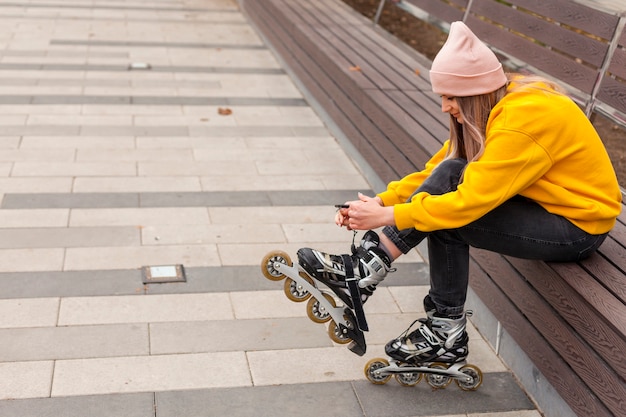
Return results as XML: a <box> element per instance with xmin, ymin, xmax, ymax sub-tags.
<box><xmin>445</xmin><ymin>74</ymin><xmax>566</xmax><ymax>163</ymax></box>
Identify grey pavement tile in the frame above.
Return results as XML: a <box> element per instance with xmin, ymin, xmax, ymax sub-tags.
<box><xmin>155</xmin><ymin>382</ymin><xmax>365</xmax><ymax>417</ymax></box>
<box><xmin>0</xmin><ymin>126</ymin><xmax>80</xmax><ymax>136</ymax></box>
<box><xmin>1</xmin><ymin>193</ymin><xmax>140</xmax><ymax>209</ymax></box>
<box><xmin>0</xmin><ymin>393</ymin><xmax>155</xmax><ymax>417</ymax></box>
<box><xmin>32</xmin><ymin>95</ymin><xmax>131</xmax><ymax>105</ymax></box>
<box><xmin>0</xmin><ymin>96</ymin><xmax>307</xmax><ymax>106</ymax></box>
<box><xmin>149</xmin><ymin>317</ymin><xmax>332</xmax><ymax>355</ymax></box>
<box><xmin>51</xmin><ymin>40</ymin><xmax>266</xmax><ymax>50</ymax></box>
<box><xmin>188</xmin><ymin>125</ymin><xmax>299</xmax><ymax>137</ymax></box>
<box><xmin>0</xmin><ymin>2</ymin><xmax>230</xmax><ymax>12</ymax></box>
<box><xmin>291</xmin><ymin>126</ymin><xmax>335</xmax><ymax>136</ymax></box>
<box><xmin>0</xmin><ymin>323</ymin><xmax>149</xmax><ymax>361</ymax></box>
<box><xmin>79</xmin><ymin>126</ymin><xmax>189</xmax><ymax>136</ymax></box>
<box><xmin>0</xmin><ymin>269</ymin><xmax>144</xmax><ymax>299</ymax></box>
<box><xmin>0</xmin><ymin>63</ymin><xmax>285</xmax><ymax>74</ymax></box>
<box><xmin>268</xmin><ymin>189</ymin><xmax>374</xmax><ymax>206</ymax></box>
<box><xmin>353</xmin><ymin>373</ymin><xmax>535</xmax><ymax>416</ymax></box>
<box><xmin>138</xmin><ymin>191</ymin><xmax>273</xmax><ymax>208</ymax></box>
<box><xmin>0</xmin><ymin>226</ymin><xmax>139</xmax><ymax>249</ymax></box>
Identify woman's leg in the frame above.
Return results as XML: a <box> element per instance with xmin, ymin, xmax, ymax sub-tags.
<box><xmin>382</xmin><ymin>158</ymin><xmax>467</xmax><ymax>254</ymax></box>
<box><xmin>426</xmin><ymin>197</ymin><xmax>607</xmax><ymax>316</ymax></box>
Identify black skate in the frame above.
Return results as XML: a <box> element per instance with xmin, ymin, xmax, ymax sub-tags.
<box><xmin>261</xmin><ymin>249</ymin><xmax>368</xmax><ymax>356</ymax></box>
<box><xmin>364</xmin><ymin>311</ymin><xmax>483</xmax><ymax>390</ymax></box>
<box><xmin>297</xmin><ymin>231</ymin><xmax>394</xmax><ymax>307</ymax></box>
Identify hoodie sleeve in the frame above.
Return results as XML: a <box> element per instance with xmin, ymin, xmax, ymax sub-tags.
<box><xmin>377</xmin><ymin>141</ymin><xmax>450</xmax><ymax>206</ymax></box>
<box><xmin>393</xmin><ymin>128</ymin><xmax>553</xmax><ymax>231</ymax></box>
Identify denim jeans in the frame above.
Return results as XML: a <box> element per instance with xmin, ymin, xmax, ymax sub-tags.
<box><xmin>382</xmin><ymin>159</ymin><xmax>607</xmax><ymax>317</ymax></box>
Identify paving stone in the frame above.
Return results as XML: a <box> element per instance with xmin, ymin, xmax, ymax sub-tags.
<box><xmin>0</xmin><ymin>393</ymin><xmax>155</xmax><ymax>417</ymax></box>
<box><xmin>1</xmin><ymin>192</ymin><xmax>140</xmax><ymax>209</ymax></box>
<box><xmin>149</xmin><ymin>317</ymin><xmax>332</xmax><ymax>355</ymax></box>
<box><xmin>51</xmin><ymin>352</ymin><xmax>251</xmax><ymax>397</ymax></box>
<box><xmin>141</xmin><ymin>223</ymin><xmax>286</xmax><ymax>245</ymax></box>
<box><xmin>70</xmin><ymin>207</ymin><xmax>211</xmax><ymax>227</ymax></box>
<box><xmin>0</xmin><ymin>324</ymin><xmax>149</xmax><ymax>361</ymax></box>
<box><xmin>0</xmin><ymin>298</ymin><xmax>59</xmax><ymax>328</ymax></box>
<box><xmin>0</xmin><ymin>208</ymin><xmax>69</xmax><ymax>228</ymax></box>
<box><xmin>0</xmin><ymin>226</ymin><xmax>139</xmax><ymax>249</ymax></box>
<box><xmin>0</xmin><ymin>361</ymin><xmax>54</xmax><ymax>400</ymax></box>
<box><xmin>352</xmin><ymin>373</ymin><xmax>536</xmax><ymax>417</ymax></box>
<box><xmin>58</xmin><ymin>293</ymin><xmax>234</xmax><ymax>325</ymax></box>
<box><xmin>154</xmin><ymin>382</ymin><xmax>365</xmax><ymax>417</ymax></box>
<box><xmin>0</xmin><ymin>248</ymin><xmax>65</xmax><ymax>272</ymax></box>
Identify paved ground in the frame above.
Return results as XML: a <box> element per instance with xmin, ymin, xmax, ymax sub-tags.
<box><xmin>0</xmin><ymin>0</ymin><xmax>542</xmax><ymax>416</ymax></box>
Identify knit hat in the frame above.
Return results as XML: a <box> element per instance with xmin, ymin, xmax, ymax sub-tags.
<box><xmin>430</xmin><ymin>21</ymin><xmax>507</xmax><ymax>96</ymax></box>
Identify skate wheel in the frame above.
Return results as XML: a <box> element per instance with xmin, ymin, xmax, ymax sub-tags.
<box><xmin>306</xmin><ymin>293</ymin><xmax>335</xmax><ymax>323</ymax></box>
<box><xmin>364</xmin><ymin>358</ymin><xmax>391</xmax><ymax>385</ymax></box>
<box><xmin>327</xmin><ymin>313</ymin><xmax>354</xmax><ymax>344</ymax></box>
<box><xmin>394</xmin><ymin>364</ymin><xmax>422</xmax><ymax>387</ymax></box>
<box><xmin>261</xmin><ymin>251</ymin><xmax>292</xmax><ymax>281</ymax></box>
<box><xmin>426</xmin><ymin>362</ymin><xmax>452</xmax><ymax>389</ymax></box>
<box><xmin>283</xmin><ymin>272</ymin><xmax>314</xmax><ymax>302</ymax></box>
<box><xmin>455</xmin><ymin>364</ymin><xmax>483</xmax><ymax>391</ymax></box>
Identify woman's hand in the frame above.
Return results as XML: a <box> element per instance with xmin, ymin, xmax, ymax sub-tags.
<box><xmin>335</xmin><ymin>193</ymin><xmax>395</xmax><ymax>230</ymax></box>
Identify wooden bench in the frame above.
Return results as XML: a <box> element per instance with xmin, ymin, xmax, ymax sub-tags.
<box><xmin>240</xmin><ymin>0</ymin><xmax>626</xmax><ymax>416</ymax></box>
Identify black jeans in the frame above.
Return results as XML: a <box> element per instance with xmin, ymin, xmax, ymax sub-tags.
<box><xmin>382</xmin><ymin>159</ymin><xmax>607</xmax><ymax>316</ymax></box>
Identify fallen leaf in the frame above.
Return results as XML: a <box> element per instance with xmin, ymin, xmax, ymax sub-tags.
<box><xmin>349</xmin><ymin>65</ymin><xmax>361</xmax><ymax>72</ymax></box>
<box><xmin>218</xmin><ymin>107</ymin><xmax>232</xmax><ymax>115</ymax></box>
<box><xmin>414</xmin><ymin>69</ymin><xmax>420</xmax><ymax>75</ymax></box>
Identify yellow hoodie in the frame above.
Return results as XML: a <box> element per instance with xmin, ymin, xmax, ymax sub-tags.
<box><xmin>377</xmin><ymin>84</ymin><xmax>623</xmax><ymax>235</ymax></box>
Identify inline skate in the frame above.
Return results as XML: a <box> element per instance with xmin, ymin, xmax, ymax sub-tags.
<box><xmin>260</xmin><ymin>231</ymin><xmax>394</xmax><ymax>356</ymax></box>
<box><xmin>364</xmin><ymin>310</ymin><xmax>483</xmax><ymax>390</ymax></box>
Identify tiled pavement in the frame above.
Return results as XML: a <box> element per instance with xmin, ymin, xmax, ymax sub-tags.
<box><xmin>0</xmin><ymin>0</ymin><xmax>542</xmax><ymax>416</ymax></box>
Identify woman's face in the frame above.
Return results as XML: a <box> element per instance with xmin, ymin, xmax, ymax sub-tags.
<box><xmin>441</xmin><ymin>95</ymin><xmax>463</xmax><ymax>124</ymax></box>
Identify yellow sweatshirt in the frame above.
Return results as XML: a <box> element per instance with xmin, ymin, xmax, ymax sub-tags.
<box><xmin>377</xmin><ymin>84</ymin><xmax>623</xmax><ymax>235</ymax></box>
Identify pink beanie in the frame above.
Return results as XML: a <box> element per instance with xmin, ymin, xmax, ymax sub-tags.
<box><xmin>430</xmin><ymin>22</ymin><xmax>507</xmax><ymax>96</ymax></box>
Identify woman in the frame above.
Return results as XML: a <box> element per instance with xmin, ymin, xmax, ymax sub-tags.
<box><xmin>297</xmin><ymin>22</ymin><xmax>622</xmax><ymax>365</ymax></box>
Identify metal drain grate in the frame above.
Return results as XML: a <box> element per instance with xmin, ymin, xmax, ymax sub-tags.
<box><xmin>142</xmin><ymin>264</ymin><xmax>186</xmax><ymax>284</ymax></box>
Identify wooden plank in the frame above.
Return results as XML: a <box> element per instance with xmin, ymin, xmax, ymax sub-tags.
<box><xmin>308</xmin><ymin>0</ymin><xmax>429</xmax><ymax>90</ymax></box>
<box><xmin>606</xmin><ymin>44</ymin><xmax>626</xmax><ymax>80</ymax></box>
<box><xmin>508</xmin><ymin>0</ymin><xmax>620</xmax><ymax>40</ymax></box>
<box><xmin>470</xmin><ymin>0</ymin><xmax>610</xmax><ymax>67</ymax></box>
<box><xmin>503</xmin><ymin>256</ymin><xmax>626</xmax><ymax>417</ymax></box>
<box><xmin>468</xmin><ymin>253</ymin><xmax>613</xmax><ymax>417</ymax></box>
<box><xmin>597</xmin><ymin>76</ymin><xmax>626</xmax><ymax>115</ymax></box>
<box><xmin>465</xmin><ymin>15</ymin><xmax>599</xmax><ymax>93</ymax></box>
<box><xmin>404</xmin><ymin>0</ymin><xmax>467</xmax><ymax>24</ymax></box>
<box><xmin>545</xmin><ymin>260</ymin><xmax>626</xmax><ymax>372</ymax></box>
<box><xmin>352</xmin><ymin>28</ymin><xmax>433</xmax><ymax>90</ymax></box>
<box><xmin>383</xmin><ymin>89</ymin><xmax>448</xmax><ymax>155</ymax></box>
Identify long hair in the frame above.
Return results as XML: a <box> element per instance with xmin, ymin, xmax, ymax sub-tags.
<box><xmin>446</xmin><ymin>85</ymin><xmax>507</xmax><ymax>162</ymax></box>
<box><xmin>445</xmin><ymin>74</ymin><xmax>566</xmax><ymax>163</ymax></box>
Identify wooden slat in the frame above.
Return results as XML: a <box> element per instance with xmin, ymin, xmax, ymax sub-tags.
<box><xmin>504</xmin><ymin>256</ymin><xmax>626</xmax><ymax>417</ymax></box>
<box><xmin>469</xmin><ymin>252</ymin><xmax>613</xmax><ymax>417</ymax></box>
<box><xmin>404</xmin><ymin>0</ymin><xmax>467</xmax><ymax>24</ymax></box>
<box><xmin>471</xmin><ymin>0</ymin><xmax>610</xmax><ymax>67</ymax></box>
<box><xmin>597</xmin><ymin>76</ymin><xmax>626</xmax><ymax>115</ymax></box>
<box><xmin>508</xmin><ymin>0</ymin><xmax>620</xmax><ymax>40</ymax></box>
<box><xmin>465</xmin><ymin>15</ymin><xmax>599</xmax><ymax>93</ymax></box>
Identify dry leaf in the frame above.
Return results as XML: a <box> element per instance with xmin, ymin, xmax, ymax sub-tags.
<box><xmin>414</xmin><ymin>69</ymin><xmax>420</xmax><ymax>76</ymax></box>
<box><xmin>349</xmin><ymin>65</ymin><xmax>361</xmax><ymax>72</ymax></box>
<box><xmin>218</xmin><ymin>107</ymin><xmax>232</xmax><ymax>115</ymax></box>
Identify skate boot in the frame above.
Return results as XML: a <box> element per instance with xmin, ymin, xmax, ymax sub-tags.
<box><xmin>260</xmin><ymin>248</ymin><xmax>371</xmax><ymax>356</ymax></box>
<box><xmin>296</xmin><ymin>231</ymin><xmax>395</xmax><ymax>308</ymax></box>
<box><xmin>384</xmin><ymin>310</ymin><xmax>470</xmax><ymax>366</ymax></box>
<box><xmin>364</xmin><ymin>308</ymin><xmax>483</xmax><ymax>390</ymax></box>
